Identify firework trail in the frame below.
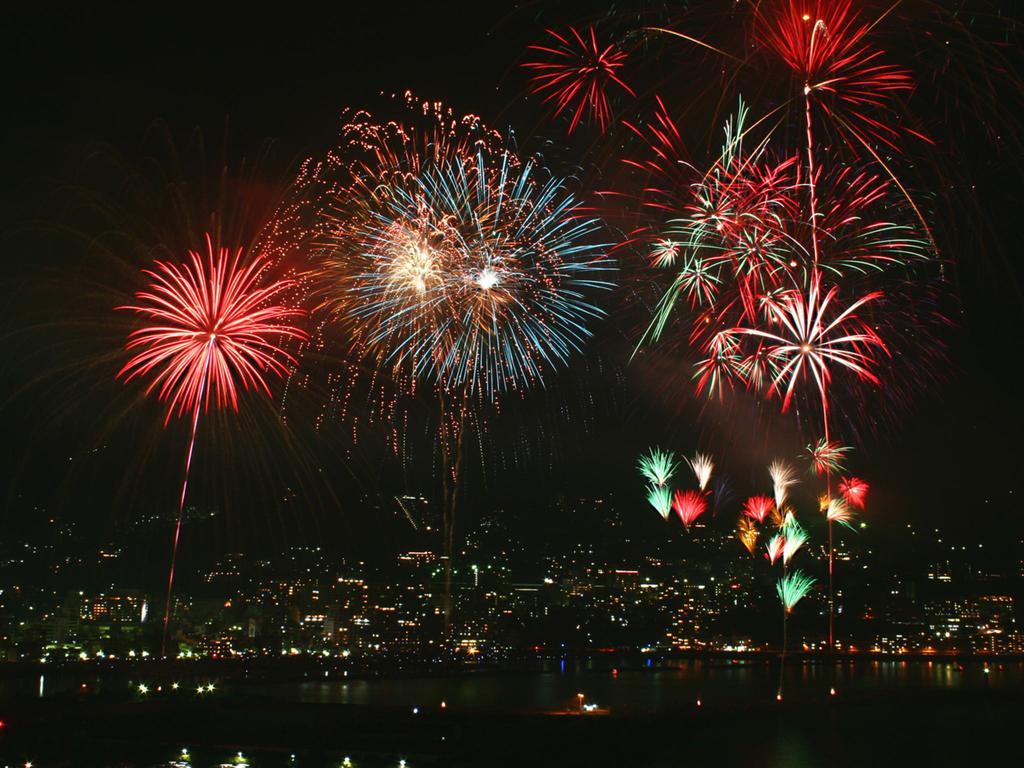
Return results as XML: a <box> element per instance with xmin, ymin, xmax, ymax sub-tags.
<box><xmin>524</xmin><ymin>26</ymin><xmax>635</xmax><ymax>134</ymax></box>
<box><xmin>781</xmin><ymin>517</ymin><xmax>808</xmax><ymax>565</ymax></box>
<box><xmin>639</xmin><ymin>447</ymin><xmax>678</xmax><ymax>487</ymax></box>
<box><xmin>625</xmin><ymin>64</ymin><xmax>935</xmax><ymax>443</ymax></box>
<box><xmin>737</xmin><ymin>516</ymin><xmax>759</xmax><ymax>555</ymax></box>
<box><xmin>776</xmin><ymin>559</ymin><xmax>815</xmax><ymax>700</ymax></box>
<box><xmin>768</xmin><ymin>460</ymin><xmax>798</xmax><ymax>510</ymax></box>
<box><xmin>742</xmin><ymin>495</ymin><xmax>775</xmax><ymax>524</ymax></box>
<box><xmin>765</xmin><ymin>532</ymin><xmax>786</xmax><ymax>565</ymax></box>
<box><xmin>687</xmin><ymin>452</ymin><xmax>714</xmax><ymax>492</ymax></box>
<box><xmin>839</xmin><ymin>476</ymin><xmax>868</xmax><ymax>509</ymax></box>
<box><xmin>707</xmin><ymin>274</ymin><xmax>888</xmax><ymax>416</ymax></box>
<box><xmin>823</xmin><ymin>496</ymin><xmax>857</xmax><ymax>530</ymax></box>
<box><xmin>672</xmin><ymin>489</ymin><xmax>708</xmax><ymax>528</ymax></box>
<box><xmin>777</xmin><ymin>569</ymin><xmax>816</xmax><ymax>614</ymax></box>
<box><xmin>754</xmin><ymin>0</ymin><xmax>930</xmax><ymax>262</ymax></box>
<box><xmin>311</xmin><ymin>96</ymin><xmax>614</xmax><ymax>633</ymax></box>
<box><xmin>647</xmin><ymin>484</ymin><xmax>673</xmax><ymax>521</ymax></box>
<box><xmin>807</xmin><ymin>438</ymin><xmax>850</xmax><ymax>475</ymax></box>
<box><xmin>118</xmin><ymin>234</ymin><xmax>305</xmax><ymax>656</ymax></box>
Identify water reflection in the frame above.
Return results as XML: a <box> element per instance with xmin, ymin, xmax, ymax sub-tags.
<box><xmin>1</xmin><ymin>658</ymin><xmax>1017</xmax><ymax>711</ymax></box>
<box><xmin>247</xmin><ymin>658</ymin><xmax>1020</xmax><ymax>713</ymax></box>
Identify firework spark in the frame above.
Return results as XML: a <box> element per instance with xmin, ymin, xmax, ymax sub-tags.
<box><xmin>769</xmin><ymin>460</ymin><xmax>798</xmax><ymax>510</ymax></box>
<box><xmin>823</xmin><ymin>496</ymin><xmax>857</xmax><ymax>530</ymax></box>
<box><xmin>119</xmin><ymin>235</ymin><xmax>306</xmax><ymax>423</ymax></box>
<box><xmin>766</xmin><ymin>533</ymin><xmax>786</xmax><ymax>565</ymax></box>
<box><xmin>839</xmin><ymin>476</ymin><xmax>869</xmax><ymax>509</ymax></box>
<box><xmin>639</xmin><ymin>447</ymin><xmax>679</xmax><ymax>487</ymax></box>
<box><xmin>807</xmin><ymin>438</ymin><xmax>851</xmax><ymax>474</ymax></box>
<box><xmin>310</xmin><ymin>96</ymin><xmax>615</xmax><ymax>635</ymax></box>
<box><xmin>321</xmin><ymin>147</ymin><xmax>614</xmax><ymax>398</ymax></box>
<box><xmin>647</xmin><ymin>484</ymin><xmax>673</xmax><ymax>521</ymax></box>
<box><xmin>524</xmin><ymin>26</ymin><xmax>635</xmax><ymax>134</ymax></box>
<box><xmin>688</xmin><ymin>452</ymin><xmax>714</xmax><ymax>491</ymax></box>
<box><xmin>782</xmin><ymin>517</ymin><xmax>808</xmax><ymax>565</ymax></box>
<box><xmin>777</xmin><ymin>569</ymin><xmax>816</xmax><ymax>613</ymax></box>
<box><xmin>673</xmin><ymin>489</ymin><xmax>708</xmax><ymax>528</ymax></box>
<box><xmin>742</xmin><ymin>495</ymin><xmax>775</xmax><ymax>524</ymax></box>
<box><xmin>709</xmin><ymin>275</ymin><xmax>888</xmax><ymax>415</ymax></box>
<box><xmin>754</xmin><ymin>0</ymin><xmax>921</xmax><ymax>152</ymax></box>
<box><xmin>119</xmin><ymin>234</ymin><xmax>306</xmax><ymax>656</ymax></box>
<box><xmin>738</xmin><ymin>517</ymin><xmax>760</xmax><ymax>555</ymax></box>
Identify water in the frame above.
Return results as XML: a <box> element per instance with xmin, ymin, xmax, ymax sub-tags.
<box><xmin>245</xmin><ymin>657</ymin><xmax>1017</xmax><ymax>712</ymax></box>
<box><xmin>1</xmin><ymin>659</ymin><xmax>1020</xmax><ymax>767</ymax></box>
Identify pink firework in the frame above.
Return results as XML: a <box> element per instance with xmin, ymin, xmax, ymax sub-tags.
<box><xmin>742</xmin><ymin>495</ymin><xmax>775</xmax><ymax>524</ymax></box>
<box><xmin>839</xmin><ymin>476</ymin><xmax>869</xmax><ymax>509</ymax></box>
<box><xmin>524</xmin><ymin>26</ymin><xmax>635</xmax><ymax>133</ymax></box>
<box><xmin>119</xmin><ymin>234</ymin><xmax>306</xmax><ymax>656</ymax></box>
<box><xmin>119</xmin><ymin>235</ymin><xmax>306</xmax><ymax>423</ymax></box>
<box><xmin>672</xmin><ymin>489</ymin><xmax>708</xmax><ymax>528</ymax></box>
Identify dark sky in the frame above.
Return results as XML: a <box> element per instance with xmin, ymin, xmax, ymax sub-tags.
<box><xmin>1</xmin><ymin>2</ymin><xmax>1022</xmax><ymax>579</ymax></box>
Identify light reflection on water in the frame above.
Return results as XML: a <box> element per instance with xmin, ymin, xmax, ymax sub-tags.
<box><xmin>1</xmin><ymin>658</ymin><xmax>1018</xmax><ymax>712</ymax></box>
<box><xmin>248</xmin><ymin>658</ymin><xmax>1020</xmax><ymax>713</ymax></box>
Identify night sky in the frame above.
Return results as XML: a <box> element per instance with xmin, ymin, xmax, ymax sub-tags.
<box><xmin>1</xmin><ymin>2</ymin><xmax>1022</xmax><ymax>585</ymax></box>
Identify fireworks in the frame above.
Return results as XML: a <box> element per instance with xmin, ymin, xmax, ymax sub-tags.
<box><xmin>320</xmin><ymin>145</ymin><xmax>615</xmax><ymax>398</ymax></box>
<box><xmin>753</xmin><ymin>0</ymin><xmax>920</xmax><ymax>152</ymax></box>
<box><xmin>823</xmin><ymin>497</ymin><xmax>857</xmax><ymax>530</ymax></box>
<box><xmin>625</xmin><ymin>75</ymin><xmax>936</xmax><ymax>442</ymax></box>
<box><xmin>708</xmin><ymin>275</ymin><xmax>888</xmax><ymax>414</ymax></box>
<box><xmin>765</xmin><ymin>533</ymin><xmax>786</xmax><ymax>565</ymax></box>
<box><xmin>118</xmin><ymin>234</ymin><xmax>306</xmax><ymax>656</ymax></box>
<box><xmin>672</xmin><ymin>489</ymin><xmax>708</xmax><ymax>528</ymax></box>
<box><xmin>777</xmin><ymin>569</ymin><xmax>816</xmax><ymax>613</ymax></box>
<box><xmin>302</xmin><ymin>94</ymin><xmax>617</xmax><ymax>635</ymax></box>
<box><xmin>118</xmin><ymin>235</ymin><xmax>306</xmax><ymax>423</ymax></box>
<box><xmin>650</xmin><ymin>238</ymin><xmax>681</xmax><ymax>268</ymax></box>
<box><xmin>524</xmin><ymin>26</ymin><xmax>635</xmax><ymax>134</ymax></box>
<box><xmin>639</xmin><ymin>447</ymin><xmax>678</xmax><ymax>487</ymax></box>
<box><xmin>839</xmin><ymin>476</ymin><xmax>869</xmax><ymax>509</ymax></box>
<box><xmin>807</xmin><ymin>438</ymin><xmax>850</xmax><ymax>475</ymax></box>
<box><xmin>687</xmin><ymin>452</ymin><xmax>714</xmax><ymax>492</ymax></box>
<box><xmin>742</xmin><ymin>495</ymin><xmax>775</xmax><ymax>524</ymax></box>
<box><xmin>647</xmin><ymin>485</ymin><xmax>673</xmax><ymax>521</ymax></box>
<box><xmin>782</xmin><ymin>517</ymin><xmax>808</xmax><ymax>565</ymax></box>
<box><xmin>768</xmin><ymin>460</ymin><xmax>798</xmax><ymax>510</ymax></box>
<box><xmin>737</xmin><ymin>517</ymin><xmax>760</xmax><ymax>555</ymax></box>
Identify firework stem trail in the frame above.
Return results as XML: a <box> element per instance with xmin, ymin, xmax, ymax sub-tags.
<box><xmin>161</xmin><ymin>337</ymin><xmax>213</xmax><ymax>659</ymax></box>
<box><xmin>805</xmin><ymin>85</ymin><xmax>821</xmax><ymax>269</ymax></box>
<box><xmin>822</xmin><ymin>389</ymin><xmax>835</xmax><ymax>652</ymax></box>
<box><xmin>439</xmin><ymin>391</ymin><xmax>467</xmax><ymax>637</ymax></box>
<box><xmin>779</xmin><ymin>602</ymin><xmax>788</xmax><ymax>699</ymax></box>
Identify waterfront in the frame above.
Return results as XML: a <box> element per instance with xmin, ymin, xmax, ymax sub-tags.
<box><xmin>246</xmin><ymin>657</ymin><xmax>1018</xmax><ymax>711</ymax></box>
<box><xmin>2</xmin><ymin>659</ymin><xmax>1021</xmax><ymax>766</ymax></box>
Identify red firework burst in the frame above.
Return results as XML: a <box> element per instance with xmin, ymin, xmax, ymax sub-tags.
<box><xmin>118</xmin><ymin>234</ymin><xmax>307</xmax><ymax>423</ymax></box>
<box><xmin>524</xmin><ymin>26</ymin><xmax>635</xmax><ymax>134</ymax></box>
<box><xmin>808</xmin><ymin>438</ymin><xmax>850</xmax><ymax>474</ymax></box>
<box><xmin>118</xmin><ymin>234</ymin><xmax>306</xmax><ymax>657</ymax></box>
<box><xmin>672</xmin><ymin>489</ymin><xmax>708</xmax><ymax>528</ymax></box>
<box><xmin>839</xmin><ymin>476</ymin><xmax>869</xmax><ymax>509</ymax></box>
<box><xmin>754</xmin><ymin>0</ymin><xmax>924</xmax><ymax>150</ymax></box>
<box><xmin>742</xmin><ymin>495</ymin><xmax>776</xmax><ymax>524</ymax></box>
